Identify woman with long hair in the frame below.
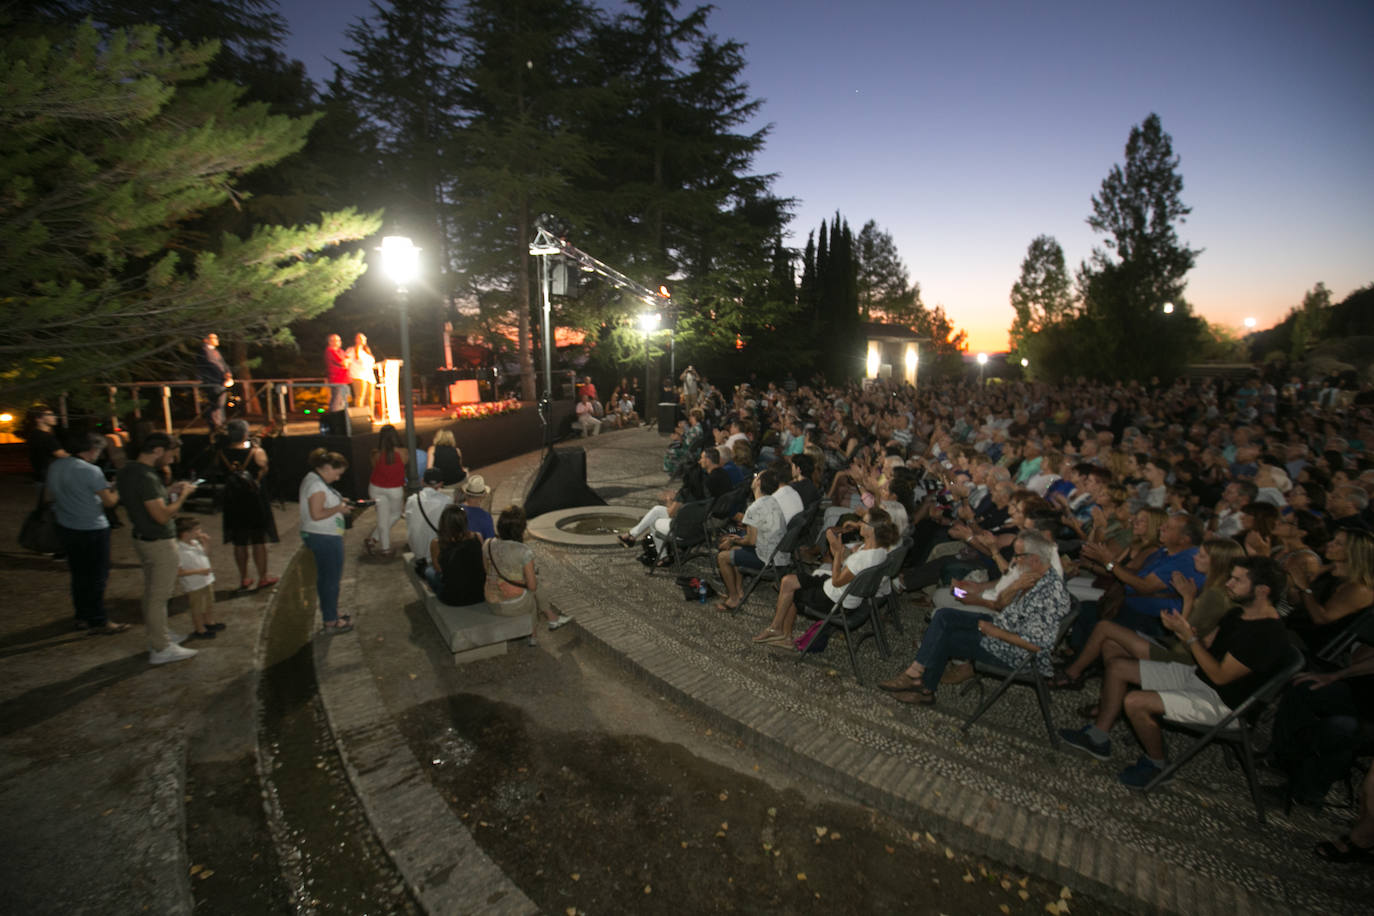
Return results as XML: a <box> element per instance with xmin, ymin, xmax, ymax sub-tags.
<box><xmin>1053</xmin><ymin>537</ymin><xmax>1245</xmax><ymax>689</ymax></box>
<box><xmin>427</xmin><ymin>505</ymin><xmax>485</xmax><ymax>606</ymax></box>
<box><xmin>365</xmin><ymin>424</ymin><xmax>408</xmax><ymax>557</ymax></box>
<box><xmin>1286</xmin><ymin>527</ymin><xmax>1374</xmax><ymax>656</ymax></box>
<box><xmin>300</xmin><ymin>449</ymin><xmax>354</xmax><ymax>632</ymax></box>
<box><xmin>347</xmin><ymin>332</ymin><xmax>376</xmax><ymax>416</ymax></box>
<box><xmin>219</xmin><ymin>418</ymin><xmax>279</xmax><ymax>591</ymax></box>
<box><xmin>483</xmin><ymin>506</ymin><xmax>572</xmax><ymax>639</ymax></box>
<box><xmin>425</xmin><ymin>428</ymin><xmax>467</xmax><ymax>486</ymax></box>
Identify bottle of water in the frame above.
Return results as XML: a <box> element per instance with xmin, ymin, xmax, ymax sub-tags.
<box><xmin>697</xmin><ymin>582</ymin><xmax>707</xmax><ymax>603</ymax></box>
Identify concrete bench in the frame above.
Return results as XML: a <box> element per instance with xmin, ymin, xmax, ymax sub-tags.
<box><xmin>402</xmin><ymin>553</ymin><xmax>533</xmax><ymax>664</ymax></box>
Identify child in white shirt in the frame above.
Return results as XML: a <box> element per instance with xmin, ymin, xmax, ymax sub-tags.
<box><xmin>176</xmin><ymin>516</ymin><xmax>222</xmax><ymax>639</ymax></box>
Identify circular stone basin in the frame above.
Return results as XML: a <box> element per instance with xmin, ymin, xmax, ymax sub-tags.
<box><xmin>527</xmin><ymin>506</ymin><xmax>643</xmax><ymax>547</ymax></box>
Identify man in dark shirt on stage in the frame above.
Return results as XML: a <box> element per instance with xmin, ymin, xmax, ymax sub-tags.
<box><xmin>196</xmin><ymin>332</ymin><xmax>233</xmax><ymax>431</ymax></box>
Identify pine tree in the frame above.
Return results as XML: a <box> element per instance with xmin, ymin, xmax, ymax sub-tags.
<box><xmin>1007</xmin><ymin>234</ymin><xmax>1074</xmax><ymax>367</ymax></box>
<box><xmin>0</xmin><ymin>24</ymin><xmax>381</xmax><ymax>401</ymax></box>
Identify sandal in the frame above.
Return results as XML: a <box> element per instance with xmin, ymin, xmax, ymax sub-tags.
<box><xmin>752</xmin><ymin>627</ymin><xmax>783</xmax><ymax>643</ymax></box>
<box><xmin>714</xmin><ymin>600</ymin><xmax>740</xmax><ymax>613</ymax></box>
<box><xmin>1314</xmin><ymin>835</ymin><xmax>1374</xmax><ymax>864</ymax></box>
<box><xmin>891</xmin><ymin>688</ymin><xmax>937</xmax><ymax>705</ymax></box>
<box><xmin>257</xmin><ymin>576</ymin><xmax>279</xmax><ymax>589</ymax></box>
<box><xmin>324</xmin><ymin>617</ymin><xmax>353</xmax><ymax>634</ymax></box>
<box><xmin>90</xmin><ymin>622</ymin><xmax>131</xmax><ymax>635</ymax></box>
<box><xmin>617</xmin><ymin>534</ymin><xmax>636</xmax><ymax>548</ymax></box>
<box><xmin>237</xmin><ymin>578</ymin><xmax>256</xmax><ymax>592</ymax></box>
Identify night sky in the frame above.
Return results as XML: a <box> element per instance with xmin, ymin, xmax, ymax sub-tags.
<box><xmin>279</xmin><ymin>0</ymin><xmax>1374</xmax><ymax>351</ymax></box>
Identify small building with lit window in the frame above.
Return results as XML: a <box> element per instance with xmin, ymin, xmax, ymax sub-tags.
<box><xmin>861</xmin><ymin>321</ymin><xmax>927</xmax><ymax>387</ymax></box>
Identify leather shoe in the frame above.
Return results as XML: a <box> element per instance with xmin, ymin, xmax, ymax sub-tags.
<box><xmin>878</xmin><ymin>671</ymin><xmax>923</xmax><ymax>692</ymax></box>
<box><xmin>941</xmin><ymin>662</ymin><xmax>974</xmax><ymax>685</ymax></box>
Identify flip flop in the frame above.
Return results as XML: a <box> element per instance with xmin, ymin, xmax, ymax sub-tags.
<box><xmin>713</xmin><ymin>601</ymin><xmax>740</xmax><ymax>613</ymax></box>
<box><xmin>257</xmin><ymin>576</ymin><xmax>279</xmax><ymax>589</ymax></box>
<box><xmin>752</xmin><ymin>627</ymin><xmax>783</xmax><ymax>643</ymax></box>
<box><xmin>90</xmin><ymin>622</ymin><xmax>131</xmax><ymax>635</ymax></box>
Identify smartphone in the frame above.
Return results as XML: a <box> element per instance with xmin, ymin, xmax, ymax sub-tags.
<box><xmin>952</xmin><ymin>587</ymin><xmax>968</xmax><ymax>599</ymax></box>
<box><xmin>192</xmin><ymin>478</ymin><xmax>207</xmax><ymax>487</ymax></box>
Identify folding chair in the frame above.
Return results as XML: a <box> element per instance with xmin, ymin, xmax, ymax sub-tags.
<box><xmin>703</xmin><ymin>482</ymin><xmax>749</xmax><ymax>546</ymax></box>
<box><xmin>737</xmin><ymin>503</ymin><xmax>820</xmax><ymax>609</ymax></box>
<box><xmin>793</xmin><ymin>564</ymin><xmax>892</xmax><ymax>685</ymax></box>
<box><xmin>648</xmin><ymin>499</ymin><xmax>711</xmax><ymax>579</ymax></box>
<box><xmin>960</xmin><ymin>597</ymin><xmax>1079</xmax><ymax>748</ymax></box>
<box><xmin>1143</xmin><ymin>641</ymin><xmax>1307</xmax><ymax>824</ymax></box>
<box><xmin>1317</xmin><ymin>606</ymin><xmax>1374</xmax><ymax>667</ymax></box>
<box><xmin>877</xmin><ymin>536</ymin><xmax>913</xmax><ymax>635</ymax></box>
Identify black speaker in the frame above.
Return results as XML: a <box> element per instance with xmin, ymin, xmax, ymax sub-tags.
<box><xmin>524</xmin><ymin>447</ymin><xmax>605</xmax><ymax>518</ymax></box>
<box><xmin>319</xmin><ymin>409</ymin><xmax>351</xmax><ymax>436</ymax></box>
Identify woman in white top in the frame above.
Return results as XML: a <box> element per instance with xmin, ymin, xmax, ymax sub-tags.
<box><xmin>347</xmin><ymin>333</ymin><xmax>377</xmax><ymax>416</ymax></box>
<box><xmin>751</xmin><ymin>509</ymin><xmax>898</xmax><ymax>646</ymax></box>
<box><xmin>299</xmin><ymin>448</ymin><xmax>355</xmax><ymax>632</ymax></box>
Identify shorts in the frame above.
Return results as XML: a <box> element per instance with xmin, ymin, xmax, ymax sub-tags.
<box><xmin>1137</xmin><ymin>660</ymin><xmax>1233</xmax><ymax>727</ymax></box>
<box><xmin>730</xmin><ymin>547</ymin><xmax>764</xmax><ymax>570</ymax></box>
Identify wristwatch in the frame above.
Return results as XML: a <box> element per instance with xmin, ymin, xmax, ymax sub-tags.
<box><xmin>1105</xmin><ymin>561</ymin><xmax>1116</xmax><ymax>573</ymax></box>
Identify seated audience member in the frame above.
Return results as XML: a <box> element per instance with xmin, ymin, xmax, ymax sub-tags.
<box><xmin>787</xmin><ymin>453</ymin><xmax>822</xmax><ymax>507</ymax></box>
<box><xmin>1080</xmin><ymin>512</ymin><xmax>1205</xmax><ymax>639</ymax></box>
<box><xmin>1270</xmin><ymin>635</ymin><xmax>1374</xmax><ymax>809</ymax></box>
<box><xmin>575</xmin><ymin>394</ymin><xmax>602</xmax><ymax>437</ymax></box>
<box><xmin>1211</xmin><ymin>480</ymin><xmax>1258</xmax><ymax>538</ymax></box>
<box><xmin>876</xmin><ymin>530</ymin><xmax>1072</xmax><ymax>705</ymax></box>
<box><xmin>426</xmin><ymin>429</ymin><xmax>467</xmax><ymax>486</ymax></box>
<box><xmin>459</xmin><ymin>475</ymin><xmax>496</xmax><ymax>541</ymax></box>
<box><xmin>720</xmin><ymin>444</ymin><xmax>748</xmax><ymax>487</ymax></box>
<box><xmin>483</xmin><ymin>506</ymin><xmax>573</xmax><ymax>633</ymax></box>
<box><xmin>1285</xmin><ymin>527</ymin><xmax>1374</xmax><ymax>656</ymax></box>
<box><xmin>427</xmin><ymin>505</ymin><xmax>486</xmax><ymax>606</ymax></box>
<box><xmin>750</xmin><ymin>511</ymin><xmax>898</xmax><ymax>646</ymax></box>
<box><xmin>1237</xmin><ymin>500</ymin><xmax>1280</xmax><ymax>557</ymax></box>
<box><xmin>621</xmin><ymin>446</ymin><xmax>732</xmax><ymax>558</ymax></box>
<box><xmin>714</xmin><ymin>469</ymin><xmax>786</xmax><ymax>612</ymax></box>
<box><xmin>1060</xmin><ymin>556</ymin><xmax>1290</xmax><ymax>789</ymax></box>
<box><xmin>405</xmin><ymin>468</ymin><xmax>454</xmax><ymax>562</ymax></box>
<box><xmin>1054</xmin><ymin>537</ymin><xmax>1244</xmax><ymax>690</ymax></box>
<box><xmin>1327</xmin><ymin>484</ymin><xmax>1373</xmax><ymax>532</ymax></box>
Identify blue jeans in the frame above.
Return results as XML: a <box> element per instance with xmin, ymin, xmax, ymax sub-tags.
<box><xmin>58</xmin><ymin>525</ymin><xmax>111</xmax><ymax>625</ymax></box>
<box><xmin>424</xmin><ymin>564</ymin><xmax>442</xmax><ymax>593</ymax></box>
<box><xmin>303</xmin><ymin>533</ymin><xmax>344</xmax><ymax>623</ymax></box>
<box><xmin>915</xmin><ymin>607</ymin><xmax>1003</xmax><ymax>691</ymax></box>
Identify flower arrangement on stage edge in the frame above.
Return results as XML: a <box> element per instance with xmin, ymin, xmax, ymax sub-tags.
<box><xmin>451</xmin><ymin>398</ymin><xmax>522</xmax><ymax>421</ymax></box>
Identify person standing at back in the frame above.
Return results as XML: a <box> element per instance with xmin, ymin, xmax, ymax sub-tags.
<box><xmin>324</xmin><ymin>334</ymin><xmax>351</xmax><ymax>414</ymax></box>
<box><xmin>365</xmin><ymin>424</ymin><xmax>408</xmax><ymax>557</ymax></box>
<box><xmin>116</xmin><ymin>433</ymin><xmax>198</xmax><ymax>665</ymax></box>
<box><xmin>48</xmin><ymin>431</ymin><xmax>125</xmax><ymax>634</ymax></box>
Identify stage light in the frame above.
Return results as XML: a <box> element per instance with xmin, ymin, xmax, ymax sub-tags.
<box><xmin>639</xmin><ymin>312</ymin><xmax>660</xmax><ymax>332</ymax></box>
<box><xmin>866</xmin><ymin>345</ymin><xmax>881</xmax><ymax>378</ymax></box>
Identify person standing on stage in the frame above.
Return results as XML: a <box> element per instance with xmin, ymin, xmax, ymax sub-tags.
<box><xmin>347</xmin><ymin>332</ymin><xmax>377</xmax><ymax>416</ymax></box>
<box><xmin>197</xmin><ymin>332</ymin><xmax>233</xmax><ymax>431</ymax></box>
<box><xmin>325</xmin><ymin>334</ymin><xmax>351</xmax><ymax>413</ymax></box>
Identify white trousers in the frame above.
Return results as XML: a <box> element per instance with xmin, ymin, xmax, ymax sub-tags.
<box><xmin>368</xmin><ymin>484</ymin><xmax>405</xmax><ymax>551</ymax></box>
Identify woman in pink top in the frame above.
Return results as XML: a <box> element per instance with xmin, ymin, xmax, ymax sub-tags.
<box><xmin>365</xmin><ymin>424</ymin><xmax>408</xmax><ymax>557</ymax></box>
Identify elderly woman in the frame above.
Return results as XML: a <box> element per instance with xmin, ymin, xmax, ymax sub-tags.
<box><xmin>878</xmin><ymin>530</ymin><xmax>1072</xmax><ymax>705</ymax></box>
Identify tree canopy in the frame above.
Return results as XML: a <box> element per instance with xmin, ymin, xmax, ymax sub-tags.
<box><xmin>0</xmin><ymin>23</ymin><xmax>381</xmax><ymax>401</ymax></box>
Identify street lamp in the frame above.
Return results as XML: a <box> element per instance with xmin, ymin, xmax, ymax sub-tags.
<box><xmin>640</xmin><ymin>312</ymin><xmax>660</xmax><ymax>422</ymax></box>
<box><xmin>976</xmin><ymin>352</ymin><xmax>988</xmax><ymax>386</ymax></box>
<box><xmin>1244</xmin><ymin>316</ymin><xmax>1257</xmax><ymax>329</ymax></box>
<box><xmin>1020</xmin><ymin>357</ymin><xmax>1029</xmax><ymax>368</ymax></box>
<box><xmin>380</xmin><ymin>235</ymin><xmax>420</xmax><ymax>485</ymax></box>
<box><xmin>1162</xmin><ymin>302</ymin><xmax>1174</xmax><ymax>315</ymax></box>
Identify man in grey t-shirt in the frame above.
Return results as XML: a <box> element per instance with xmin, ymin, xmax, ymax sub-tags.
<box><xmin>47</xmin><ymin>431</ymin><xmax>123</xmax><ymax>633</ymax></box>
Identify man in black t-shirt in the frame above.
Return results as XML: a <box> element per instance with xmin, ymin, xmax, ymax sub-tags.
<box><xmin>1062</xmin><ymin>556</ymin><xmax>1290</xmax><ymax>789</ymax></box>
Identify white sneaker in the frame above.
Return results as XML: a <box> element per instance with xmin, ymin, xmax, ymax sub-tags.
<box><xmin>149</xmin><ymin>643</ymin><xmax>198</xmax><ymax>666</ymax></box>
<box><xmin>548</xmin><ymin>613</ymin><xmax>574</xmax><ymax>631</ymax></box>
<box><xmin>167</xmin><ymin>631</ymin><xmax>190</xmax><ymax>645</ymax></box>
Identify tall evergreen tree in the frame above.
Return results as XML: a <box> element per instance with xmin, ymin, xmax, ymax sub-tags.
<box><xmin>450</xmin><ymin>0</ymin><xmax>602</xmax><ymax>400</ymax></box>
<box><xmin>855</xmin><ymin>220</ymin><xmax>920</xmax><ymax>323</ymax></box>
<box><xmin>0</xmin><ymin>24</ymin><xmax>380</xmax><ymax>401</ymax></box>
<box><xmin>1007</xmin><ymin>234</ymin><xmax>1073</xmax><ymax>367</ymax></box>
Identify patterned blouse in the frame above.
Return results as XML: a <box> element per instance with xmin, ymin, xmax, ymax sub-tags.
<box><xmin>979</xmin><ymin>568</ymin><xmax>1072</xmax><ymax>675</ymax></box>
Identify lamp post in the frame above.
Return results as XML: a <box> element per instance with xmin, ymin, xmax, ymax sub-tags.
<box><xmin>380</xmin><ymin>235</ymin><xmax>420</xmax><ymax>485</ymax></box>
<box><xmin>976</xmin><ymin>352</ymin><xmax>988</xmax><ymax>386</ymax></box>
<box><xmin>640</xmin><ymin>312</ymin><xmax>659</xmax><ymax>423</ymax></box>
<box><xmin>1162</xmin><ymin>302</ymin><xmax>1174</xmax><ymax>315</ymax></box>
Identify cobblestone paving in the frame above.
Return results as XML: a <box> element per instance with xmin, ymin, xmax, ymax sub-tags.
<box><xmin>490</xmin><ymin>430</ymin><xmax>1372</xmax><ymax>916</ymax></box>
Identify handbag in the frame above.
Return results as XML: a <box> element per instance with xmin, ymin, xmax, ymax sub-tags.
<box><xmin>20</xmin><ymin>489</ymin><xmax>62</xmax><ymax>554</ymax></box>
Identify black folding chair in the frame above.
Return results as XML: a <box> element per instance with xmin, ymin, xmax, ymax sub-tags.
<box><xmin>737</xmin><ymin>503</ymin><xmax>820</xmax><ymax>609</ymax></box>
<box><xmin>1143</xmin><ymin>640</ymin><xmax>1307</xmax><ymax>824</ymax></box>
<box><xmin>877</xmin><ymin>536</ymin><xmax>913</xmax><ymax>635</ymax></box>
<box><xmin>703</xmin><ymin>482</ymin><xmax>749</xmax><ymax>545</ymax></box>
<box><xmin>793</xmin><ymin>564</ymin><xmax>891</xmax><ymax>685</ymax></box>
<box><xmin>960</xmin><ymin>597</ymin><xmax>1079</xmax><ymax>748</ymax></box>
<box><xmin>1317</xmin><ymin>606</ymin><xmax>1374</xmax><ymax>667</ymax></box>
<box><xmin>648</xmin><ymin>499</ymin><xmax>711</xmax><ymax>579</ymax></box>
